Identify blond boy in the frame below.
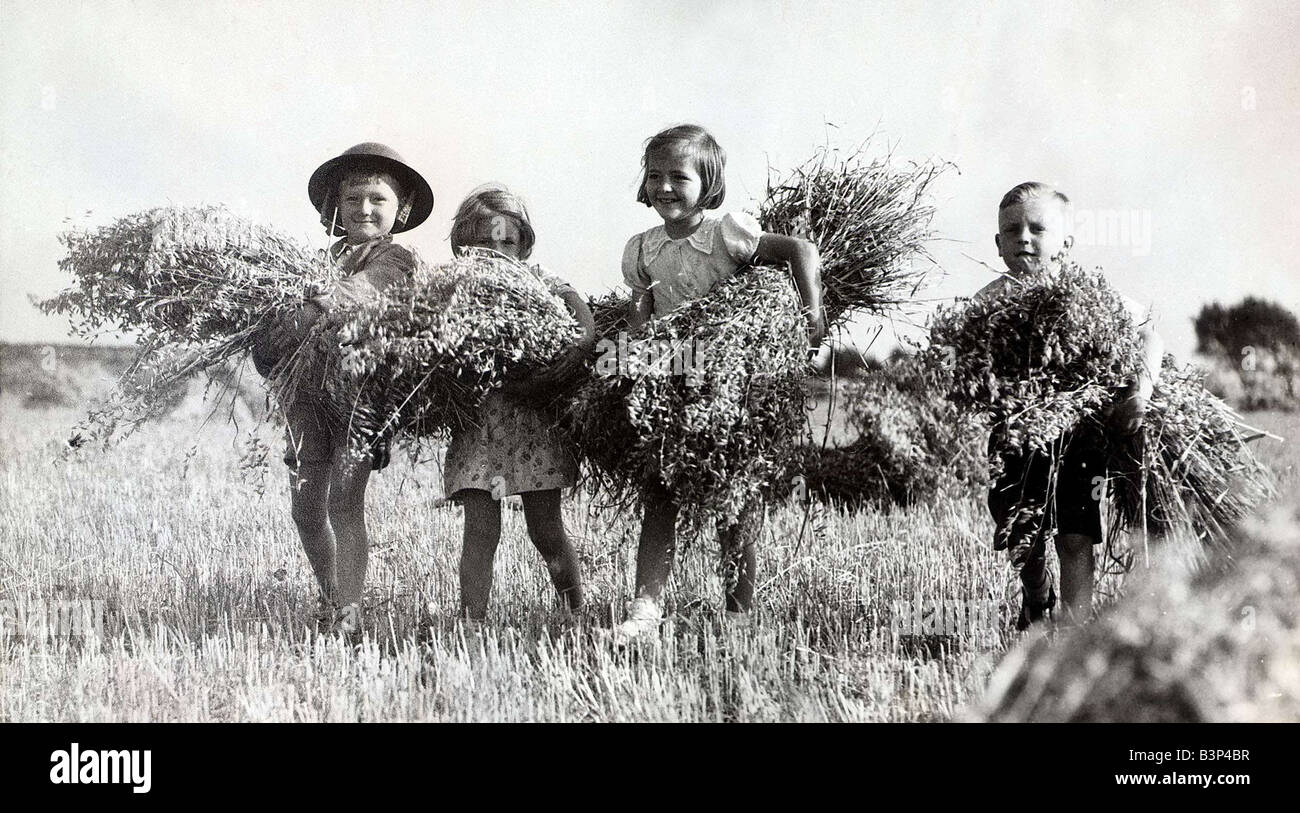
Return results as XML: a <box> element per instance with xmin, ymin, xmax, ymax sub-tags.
<box><xmin>978</xmin><ymin>182</ymin><xmax>1163</xmax><ymax>627</ymax></box>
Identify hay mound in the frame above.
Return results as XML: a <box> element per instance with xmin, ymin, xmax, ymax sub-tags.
<box><xmin>795</xmin><ymin>355</ymin><xmax>985</xmax><ymax>508</ymax></box>
<box><xmin>40</xmin><ymin>206</ymin><xmax>327</xmax><ymax>440</ymax></box>
<box><xmin>1108</xmin><ymin>358</ymin><xmax>1277</xmax><ymax>540</ymax></box>
<box><xmin>565</xmin><ymin>267</ymin><xmax>807</xmax><ymax>530</ymax></box>
<box><xmin>930</xmin><ymin>262</ymin><xmax>1143</xmax><ymax>458</ymax></box>
<box><xmin>43</xmin><ymin>206</ymin><xmax>326</xmax><ymax>348</ymax></box>
<box><xmin>975</xmin><ymin>501</ymin><xmax>1300</xmax><ymax>722</ymax></box>
<box><xmin>284</xmin><ymin>249</ymin><xmax>582</xmax><ymax>442</ymax></box>
<box><xmin>930</xmin><ymin>261</ymin><xmax>1273</xmax><ymax>543</ymax></box>
<box><xmin>43</xmin><ymin>209</ymin><xmax>580</xmax><ymax>450</ymax></box>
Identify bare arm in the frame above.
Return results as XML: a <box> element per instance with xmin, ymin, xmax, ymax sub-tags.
<box><xmin>560</xmin><ymin>289</ymin><xmax>598</xmax><ymax>354</ymax></box>
<box><xmin>627</xmin><ymin>287</ymin><xmax>655</xmax><ymax>333</ymax></box>
<box><xmin>1133</xmin><ymin>319</ymin><xmax>1164</xmax><ymax>397</ymax></box>
<box><xmin>755</xmin><ymin>233</ymin><xmax>825</xmax><ymax>346</ymax></box>
<box><xmin>1111</xmin><ymin>306</ymin><xmax>1164</xmax><ymax>435</ymax></box>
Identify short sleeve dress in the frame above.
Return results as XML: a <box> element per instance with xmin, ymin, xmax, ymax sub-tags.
<box><xmin>619</xmin><ymin>213</ymin><xmax>768</xmax><ymax>534</ymax></box>
<box><xmin>442</xmin><ymin>264</ymin><xmax>581</xmax><ymax>499</ymax></box>
<box><xmin>621</xmin><ymin>212</ymin><xmax>763</xmax><ymax>317</ymax></box>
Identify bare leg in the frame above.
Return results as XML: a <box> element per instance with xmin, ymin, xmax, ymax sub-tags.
<box><xmin>1017</xmin><ymin>535</ymin><xmax>1052</xmax><ymax>606</ymax></box>
<box><xmin>1055</xmin><ymin>533</ymin><xmax>1096</xmax><ymax>625</ymax></box>
<box><xmin>718</xmin><ymin>510</ymin><xmax>761</xmax><ymax>613</ymax></box>
<box><xmin>459</xmin><ymin>489</ymin><xmax>502</xmax><ymax>621</ymax></box>
<box><xmin>328</xmin><ymin>449</ymin><xmax>372</xmax><ymax>608</ymax></box>
<box><xmin>634</xmin><ymin>485</ymin><xmax>679</xmax><ymax>602</ymax></box>
<box><xmin>1012</xmin><ymin>534</ymin><xmax>1056</xmax><ymax>631</ymax></box>
<box><xmin>612</xmin><ymin>486</ymin><xmax>679</xmax><ymax>642</ymax></box>
<box><xmin>290</xmin><ymin>462</ymin><xmax>337</xmax><ymax>604</ymax></box>
<box><xmin>521</xmin><ymin>489</ymin><xmax>583</xmax><ymax>612</ymax></box>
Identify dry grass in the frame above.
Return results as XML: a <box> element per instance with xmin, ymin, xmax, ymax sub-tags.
<box><xmin>2</xmin><ymin>391</ymin><xmax>1014</xmax><ymax>722</ymax></box>
<box><xmin>794</xmin><ymin>353</ymin><xmax>986</xmax><ymax>509</ymax></box>
<box><xmin>757</xmin><ymin>141</ymin><xmax>947</xmax><ymax>328</ymax></box>
<box><xmin>274</xmin><ymin>249</ymin><xmax>581</xmax><ymax>447</ymax></box>
<box><xmin>3</xmin><ymin>352</ymin><xmax>1295</xmax><ymax>722</ymax></box>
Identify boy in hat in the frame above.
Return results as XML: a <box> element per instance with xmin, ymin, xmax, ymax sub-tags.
<box><xmin>254</xmin><ymin>142</ymin><xmax>433</xmax><ymax>633</ymax></box>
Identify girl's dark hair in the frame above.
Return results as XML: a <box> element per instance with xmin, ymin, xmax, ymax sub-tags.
<box><xmin>636</xmin><ymin>124</ymin><xmax>726</xmax><ymax>210</ymax></box>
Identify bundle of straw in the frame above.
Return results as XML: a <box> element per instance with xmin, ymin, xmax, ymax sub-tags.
<box><xmin>929</xmin><ymin>262</ymin><xmax>1144</xmax><ymax>460</ymax></box>
<box><xmin>40</xmin><ymin>206</ymin><xmax>329</xmax><ymax>439</ymax></box>
<box><xmin>1107</xmin><ymin>358</ymin><xmax>1277</xmax><ymax>541</ymax></box>
<box><xmin>283</xmin><ymin>249</ymin><xmax>583</xmax><ymax>442</ymax></box>
<box><xmin>795</xmin><ymin>355</ymin><xmax>985</xmax><ymax>508</ymax></box>
<box><xmin>44</xmin><ymin>209</ymin><xmax>580</xmax><ymax>452</ymax></box>
<box><xmin>930</xmin><ymin>261</ymin><xmax>1274</xmax><ymax>543</ymax></box>
<box><xmin>43</xmin><ymin>206</ymin><xmax>327</xmax><ymax>348</ymax></box>
<box><xmin>588</xmin><ymin>290</ymin><xmax>631</xmax><ymax>341</ymax></box>
<box><xmin>565</xmin><ymin>267</ymin><xmax>807</xmax><ymax>530</ymax></box>
<box><xmin>757</xmin><ymin>143</ymin><xmax>946</xmax><ymax>328</ymax></box>
<box><xmin>976</xmin><ymin>500</ymin><xmax>1300</xmax><ymax>722</ymax></box>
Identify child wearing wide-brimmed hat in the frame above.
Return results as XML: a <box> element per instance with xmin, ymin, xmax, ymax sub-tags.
<box><xmin>253</xmin><ymin>142</ymin><xmax>433</xmax><ymax>634</ymax></box>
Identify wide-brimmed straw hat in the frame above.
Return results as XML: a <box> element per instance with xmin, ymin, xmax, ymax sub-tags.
<box><xmin>308</xmin><ymin>142</ymin><xmax>434</xmax><ymax>235</ymax></box>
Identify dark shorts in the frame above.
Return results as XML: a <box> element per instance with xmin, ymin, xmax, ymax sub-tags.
<box><xmin>987</xmin><ymin>430</ymin><xmax>1106</xmax><ymax>552</ymax></box>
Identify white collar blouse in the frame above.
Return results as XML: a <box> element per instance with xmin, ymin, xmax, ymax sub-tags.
<box><xmin>621</xmin><ymin>212</ymin><xmax>764</xmax><ymax>317</ymax></box>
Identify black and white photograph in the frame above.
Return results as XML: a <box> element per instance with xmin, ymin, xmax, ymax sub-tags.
<box><xmin>1</xmin><ymin>0</ymin><xmax>1297</xmax><ymax>764</ymax></box>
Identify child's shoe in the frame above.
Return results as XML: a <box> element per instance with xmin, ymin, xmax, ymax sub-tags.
<box><xmin>613</xmin><ymin>597</ymin><xmax>662</xmax><ymax>646</ymax></box>
<box><xmin>1015</xmin><ymin>586</ymin><xmax>1056</xmax><ymax>631</ymax></box>
<box><xmin>336</xmin><ymin>602</ymin><xmax>363</xmax><ymax>635</ymax></box>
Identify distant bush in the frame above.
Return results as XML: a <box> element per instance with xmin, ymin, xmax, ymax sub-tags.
<box><xmin>1201</xmin><ymin>353</ymin><xmax>1298</xmax><ymax>412</ymax></box>
<box><xmin>1195</xmin><ymin>297</ymin><xmax>1300</xmax><ymax>411</ymax></box>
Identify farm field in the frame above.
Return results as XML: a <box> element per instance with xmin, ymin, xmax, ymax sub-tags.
<box><xmin>1</xmin><ymin>345</ymin><xmax>1296</xmax><ymax>722</ymax></box>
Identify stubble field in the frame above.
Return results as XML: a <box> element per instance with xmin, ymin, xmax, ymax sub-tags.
<box><xmin>1</xmin><ymin>347</ymin><xmax>1294</xmax><ymax>722</ymax></box>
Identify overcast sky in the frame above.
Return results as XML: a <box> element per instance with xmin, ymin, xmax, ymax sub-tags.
<box><xmin>3</xmin><ymin>0</ymin><xmax>1297</xmax><ymax>359</ymax></box>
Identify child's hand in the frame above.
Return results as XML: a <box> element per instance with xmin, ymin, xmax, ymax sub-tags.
<box><xmin>806</xmin><ymin>342</ymin><xmax>833</xmax><ymax>376</ymax></box>
<box><xmin>252</xmin><ymin>300</ymin><xmax>330</xmax><ymax>377</ymax></box>
<box><xmin>502</xmin><ymin>348</ymin><xmax>588</xmax><ymax>403</ymax></box>
<box><xmin>251</xmin><ymin>324</ymin><xmax>280</xmax><ymax>378</ymax></box>
<box><xmin>807</xmin><ymin>309</ymin><xmax>827</xmax><ymax>348</ymax></box>
<box><xmin>253</xmin><ymin>308</ymin><xmax>309</xmax><ymax>378</ymax></box>
<box><xmin>300</xmin><ymin>298</ymin><xmax>327</xmax><ymax>328</ymax></box>
<box><xmin>1107</xmin><ymin>385</ymin><xmax>1148</xmax><ymax>437</ymax></box>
